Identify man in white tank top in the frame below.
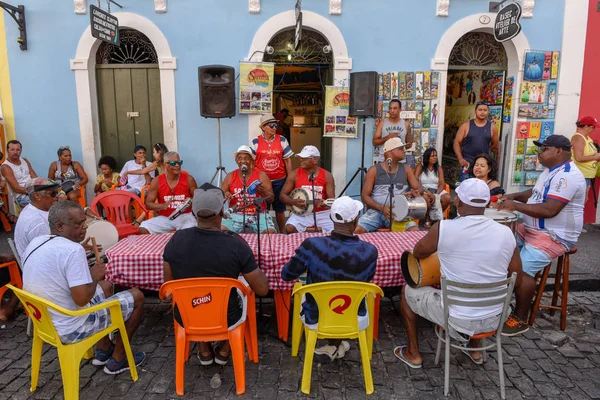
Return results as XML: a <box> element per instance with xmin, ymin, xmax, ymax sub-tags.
<box><xmin>1</xmin><ymin>140</ymin><xmax>37</xmax><ymax>207</ymax></box>
<box><xmin>372</xmin><ymin>99</ymin><xmax>412</xmax><ymax>163</ymax></box>
<box><xmin>394</xmin><ymin>179</ymin><xmax>522</xmax><ymax>369</ymax></box>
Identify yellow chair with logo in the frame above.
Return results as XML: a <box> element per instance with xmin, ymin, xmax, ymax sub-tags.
<box><xmin>290</xmin><ymin>281</ymin><xmax>383</xmax><ymax>395</ymax></box>
<box><xmin>6</xmin><ymin>284</ymin><xmax>138</xmax><ymax>400</ymax></box>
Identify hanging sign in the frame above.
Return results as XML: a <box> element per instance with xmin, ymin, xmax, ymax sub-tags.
<box><xmin>323</xmin><ymin>87</ymin><xmax>358</xmax><ymax>138</ymax></box>
<box><xmin>494</xmin><ymin>2</ymin><xmax>522</xmax><ymax>43</ymax></box>
<box><xmin>90</xmin><ymin>5</ymin><xmax>120</xmax><ymax>45</ymax></box>
<box><xmin>239</xmin><ymin>62</ymin><xmax>275</xmax><ymax>114</ymax></box>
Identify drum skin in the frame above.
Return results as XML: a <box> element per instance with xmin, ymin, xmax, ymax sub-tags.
<box><xmin>84</xmin><ymin>220</ymin><xmax>119</xmax><ymax>256</ymax></box>
<box><xmin>401</xmin><ymin>251</ymin><xmax>441</xmax><ymax>288</ymax></box>
<box><xmin>290</xmin><ymin>188</ymin><xmax>314</xmax><ymax>216</ymax></box>
<box><xmin>483</xmin><ymin>209</ymin><xmax>518</xmax><ymax>233</ymax></box>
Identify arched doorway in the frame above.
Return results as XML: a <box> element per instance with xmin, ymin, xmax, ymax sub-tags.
<box><xmin>95</xmin><ymin>29</ymin><xmax>164</xmax><ymax>169</ymax></box>
<box><xmin>263</xmin><ymin>28</ymin><xmax>333</xmax><ymax>171</ymax></box>
<box><xmin>442</xmin><ymin>32</ymin><xmax>507</xmax><ymax>185</ymax></box>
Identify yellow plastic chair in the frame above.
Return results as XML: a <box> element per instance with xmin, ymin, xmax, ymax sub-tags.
<box><xmin>290</xmin><ymin>281</ymin><xmax>384</xmax><ymax>395</ymax></box>
<box><xmin>6</xmin><ymin>284</ymin><xmax>138</xmax><ymax>400</ymax></box>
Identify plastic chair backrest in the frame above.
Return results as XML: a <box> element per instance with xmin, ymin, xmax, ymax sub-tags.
<box><xmin>90</xmin><ymin>190</ymin><xmax>145</xmax><ymax>225</ymax></box>
<box><xmin>292</xmin><ymin>281</ymin><xmax>383</xmax><ymax>336</ymax></box>
<box><xmin>6</xmin><ymin>284</ymin><xmax>68</xmax><ymax>347</ymax></box>
<box><xmin>159</xmin><ymin>277</ymin><xmax>249</xmax><ymax>336</ymax></box>
<box><xmin>441</xmin><ymin>272</ymin><xmax>517</xmax><ymax>334</ymax></box>
<box><xmin>77</xmin><ymin>186</ymin><xmax>86</xmax><ymax>208</ymax></box>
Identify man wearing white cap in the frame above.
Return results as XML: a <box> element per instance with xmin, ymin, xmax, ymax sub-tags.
<box><xmin>355</xmin><ymin>137</ymin><xmax>428</xmax><ymax>233</ymax></box>
<box><xmin>282</xmin><ymin>196</ymin><xmax>378</xmax><ymax>362</ymax></box>
<box><xmin>221</xmin><ymin>145</ymin><xmax>276</xmax><ymax>233</ymax></box>
<box><xmin>251</xmin><ymin>114</ymin><xmax>294</xmax><ymax>232</ymax></box>
<box><xmin>394</xmin><ymin>178</ymin><xmax>522</xmax><ymax>369</ymax></box>
<box><xmin>280</xmin><ymin>145</ymin><xmax>335</xmax><ymax>233</ymax></box>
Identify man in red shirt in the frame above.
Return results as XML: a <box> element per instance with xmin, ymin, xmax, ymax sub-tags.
<box><xmin>280</xmin><ymin>146</ymin><xmax>335</xmax><ymax>233</ymax></box>
<box><xmin>251</xmin><ymin>114</ymin><xmax>294</xmax><ymax>232</ymax></box>
<box><xmin>139</xmin><ymin>152</ymin><xmax>198</xmax><ymax>234</ymax></box>
<box><xmin>221</xmin><ymin>145</ymin><xmax>276</xmax><ymax>233</ymax></box>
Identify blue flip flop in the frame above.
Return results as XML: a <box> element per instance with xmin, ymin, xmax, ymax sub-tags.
<box><xmin>393</xmin><ymin>345</ymin><xmax>422</xmax><ymax>369</ymax></box>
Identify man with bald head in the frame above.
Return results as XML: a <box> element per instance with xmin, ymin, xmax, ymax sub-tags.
<box><xmin>139</xmin><ymin>151</ymin><xmax>198</xmax><ymax>234</ymax></box>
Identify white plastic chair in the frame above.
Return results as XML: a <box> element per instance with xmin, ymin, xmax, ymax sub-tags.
<box><xmin>434</xmin><ymin>272</ymin><xmax>517</xmax><ymax>399</ymax></box>
<box><xmin>7</xmin><ymin>237</ymin><xmax>32</xmax><ymax>337</ymax></box>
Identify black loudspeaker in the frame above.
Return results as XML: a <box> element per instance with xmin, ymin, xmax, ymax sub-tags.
<box><xmin>349</xmin><ymin>71</ymin><xmax>378</xmax><ymax>117</ymax></box>
<box><xmin>198</xmin><ymin>65</ymin><xmax>236</xmax><ymax>118</ymax></box>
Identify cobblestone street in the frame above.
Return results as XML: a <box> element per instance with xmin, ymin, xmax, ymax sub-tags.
<box><xmin>1</xmin><ymin>288</ymin><xmax>599</xmax><ymax>399</ymax></box>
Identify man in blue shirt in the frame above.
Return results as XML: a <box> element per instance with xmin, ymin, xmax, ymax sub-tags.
<box><xmin>282</xmin><ymin>196</ymin><xmax>378</xmax><ymax>362</ymax></box>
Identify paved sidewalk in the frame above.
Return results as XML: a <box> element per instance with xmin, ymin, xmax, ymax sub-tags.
<box><xmin>1</xmin><ymin>290</ymin><xmax>599</xmax><ymax>399</ymax></box>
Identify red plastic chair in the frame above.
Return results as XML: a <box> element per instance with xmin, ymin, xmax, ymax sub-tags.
<box><xmin>90</xmin><ymin>191</ymin><xmax>147</xmax><ymax>239</ymax></box>
<box><xmin>0</xmin><ymin>261</ymin><xmax>22</xmax><ymax>300</ymax></box>
<box><xmin>159</xmin><ymin>278</ymin><xmax>254</xmax><ymax>396</ymax></box>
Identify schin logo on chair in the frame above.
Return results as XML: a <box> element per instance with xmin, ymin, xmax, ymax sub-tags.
<box><xmin>192</xmin><ymin>293</ymin><xmax>212</xmax><ymax>308</ymax></box>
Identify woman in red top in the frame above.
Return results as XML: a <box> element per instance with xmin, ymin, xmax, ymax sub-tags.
<box><xmin>221</xmin><ymin>146</ymin><xmax>275</xmax><ymax>233</ymax></box>
<box><xmin>280</xmin><ymin>145</ymin><xmax>336</xmax><ymax>233</ymax></box>
<box><xmin>251</xmin><ymin>114</ymin><xmax>294</xmax><ymax>232</ymax></box>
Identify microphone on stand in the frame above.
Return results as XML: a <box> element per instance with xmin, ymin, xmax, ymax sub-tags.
<box><xmin>223</xmin><ymin>197</ymin><xmax>266</xmax><ymax>219</ymax></box>
<box><xmin>308</xmin><ymin>172</ymin><xmax>315</xmax><ymax>182</ymax></box>
<box><xmin>241</xmin><ymin>164</ymin><xmax>248</xmax><ymax>177</ymax></box>
<box><xmin>387</xmin><ymin>158</ymin><xmax>393</xmax><ymax>172</ymax></box>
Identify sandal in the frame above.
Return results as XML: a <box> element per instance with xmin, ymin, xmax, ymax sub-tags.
<box><xmin>213</xmin><ymin>341</ymin><xmax>230</xmax><ymax>366</ymax></box>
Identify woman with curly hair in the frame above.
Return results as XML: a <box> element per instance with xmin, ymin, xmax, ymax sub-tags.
<box><xmin>95</xmin><ymin>155</ymin><xmax>120</xmax><ymax>194</ymax></box>
<box><xmin>467</xmin><ymin>153</ymin><xmax>505</xmax><ymax>197</ymax></box>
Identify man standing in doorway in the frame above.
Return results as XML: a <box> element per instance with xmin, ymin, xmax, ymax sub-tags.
<box><xmin>453</xmin><ymin>102</ymin><xmax>499</xmax><ymax>181</ymax></box>
<box><xmin>372</xmin><ymin>99</ymin><xmax>413</xmax><ymax>163</ymax></box>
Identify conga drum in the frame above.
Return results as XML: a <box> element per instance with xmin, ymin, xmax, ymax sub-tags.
<box><xmin>483</xmin><ymin>208</ymin><xmax>518</xmax><ymax>233</ymax></box>
<box><xmin>401</xmin><ymin>251</ymin><xmax>441</xmax><ymax>288</ymax></box>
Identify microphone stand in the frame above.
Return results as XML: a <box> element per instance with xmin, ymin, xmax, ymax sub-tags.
<box><xmin>387</xmin><ymin>159</ymin><xmax>395</xmax><ymax>230</ymax></box>
<box><xmin>242</xmin><ymin>168</ymin><xmax>247</xmax><ymax>233</ymax></box>
<box><xmin>310</xmin><ymin>171</ymin><xmax>318</xmax><ymax>232</ymax></box>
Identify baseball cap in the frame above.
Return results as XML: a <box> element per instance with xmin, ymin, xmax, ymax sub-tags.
<box><xmin>259</xmin><ymin>114</ymin><xmax>278</xmax><ymax>127</ymax></box>
<box><xmin>330</xmin><ymin>196</ymin><xmax>364</xmax><ymax>223</ymax></box>
<box><xmin>383</xmin><ymin>137</ymin><xmax>405</xmax><ymax>153</ymax></box>
<box><xmin>192</xmin><ymin>183</ymin><xmax>224</xmax><ymax>218</ymax></box>
<box><xmin>296</xmin><ymin>145</ymin><xmax>320</xmax><ymax>158</ymax></box>
<box><xmin>233</xmin><ymin>145</ymin><xmax>255</xmax><ymax>160</ymax></box>
<box><xmin>533</xmin><ymin>135</ymin><xmax>572</xmax><ymax>151</ymax></box>
<box><xmin>456</xmin><ymin>178</ymin><xmax>490</xmax><ymax>208</ymax></box>
<box><xmin>578</xmin><ymin>116</ymin><xmax>600</xmax><ymax>128</ymax></box>
<box><xmin>24</xmin><ymin>178</ymin><xmax>60</xmax><ymax>196</ymax></box>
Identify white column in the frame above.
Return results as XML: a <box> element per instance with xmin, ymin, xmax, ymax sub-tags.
<box><xmin>554</xmin><ymin>0</ymin><xmax>588</xmax><ymax>140</ymax></box>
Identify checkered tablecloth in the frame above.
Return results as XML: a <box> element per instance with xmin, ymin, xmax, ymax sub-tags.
<box><xmin>106</xmin><ymin>231</ymin><xmax>426</xmax><ymax>291</ymax></box>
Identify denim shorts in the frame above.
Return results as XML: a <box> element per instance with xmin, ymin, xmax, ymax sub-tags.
<box><xmin>517</xmin><ymin>234</ymin><xmax>553</xmax><ymax>277</ymax></box>
<box><xmin>357</xmin><ymin>209</ymin><xmax>417</xmax><ymax>232</ymax></box>
<box><xmin>269</xmin><ymin>178</ymin><xmax>287</xmax><ymax>213</ymax></box>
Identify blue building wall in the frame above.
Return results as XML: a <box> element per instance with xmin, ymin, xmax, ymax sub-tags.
<box><xmin>3</xmin><ymin>0</ymin><xmax>565</xmax><ymax>196</ymax></box>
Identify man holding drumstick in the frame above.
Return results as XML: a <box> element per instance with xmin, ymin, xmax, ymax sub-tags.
<box><xmin>396</xmin><ymin>178</ymin><xmax>522</xmax><ymax>368</ymax></box>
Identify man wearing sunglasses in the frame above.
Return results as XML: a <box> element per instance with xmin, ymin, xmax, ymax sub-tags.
<box><xmin>251</xmin><ymin>114</ymin><xmax>294</xmax><ymax>232</ymax></box>
<box><xmin>139</xmin><ymin>151</ymin><xmax>198</xmax><ymax>234</ymax></box>
<box><xmin>498</xmin><ymin>135</ymin><xmax>585</xmax><ymax>336</ymax></box>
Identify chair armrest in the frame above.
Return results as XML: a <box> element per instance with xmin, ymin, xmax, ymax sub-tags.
<box><xmin>56</xmin><ymin>298</ymin><xmax>122</xmax><ymax>317</ymax></box>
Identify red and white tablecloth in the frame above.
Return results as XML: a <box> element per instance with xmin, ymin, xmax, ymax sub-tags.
<box><xmin>105</xmin><ymin>231</ymin><xmax>426</xmax><ymax>292</ymax></box>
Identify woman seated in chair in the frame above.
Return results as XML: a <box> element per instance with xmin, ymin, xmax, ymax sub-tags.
<box><xmin>95</xmin><ymin>156</ymin><xmax>120</xmax><ymax>195</ymax></box>
<box><xmin>122</xmin><ymin>143</ymin><xmax>168</xmax><ymax>180</ymax></box>
<box><xmin>467</xmin><ymin>153</ymin><xmax>505</xmax><ymax>198</ymax></box>
<box><xmin>48</xmin><ymin>146</ymin><xmax>88</xmax><ymax>202</ymax></box>
<box><xmin>414</xmin><ymin>148</ymin><xmax>451</xmax><ymax>212</ymax></box>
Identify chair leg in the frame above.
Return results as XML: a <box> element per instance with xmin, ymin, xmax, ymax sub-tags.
<box><xmin>551</xmin><ymin>258</ymin><xmax>563</xmax><ymax>314</ymax></box>
<box><xmin>366</xmin><ymin>295</ymin><xmax>375</xmax><ymax>360</ymax></box>
<box><xmin>560</xmin><ymin>255</ymin><xmax>570</xmax><ymax>331</ymax></box>
<box><xmin>444</xmin><ymin>331</ymin><xmax>451</xmax><ymax>397</ymax></box>
<box><xmin>301</xmin><ymin>329</ymin><xmax>318</xmax><ymax>395</ymax></box>
<box><xmin>57</xmin><ymin>348</ymin><xmax>81</xmax><ymax>400</ymax></box>
<box><xmin>373</xmin><ymin>294</ymin><xmax>380</xmax><ymax>340</ymax></box>
<box><xmin>291</xmin><ymin>294</ymin><xmax>303</xmax><ymax>357</ymax></box>
<box><xmin>118</xmin><ymin>325</ymin><xmax>138</xmax><ymax>382</ymax></box>
<box><xmin>246</xmin><ymin>293</ymin><xmax>258</xmax><ymax>363</ymax></box>
<box><xmin>358</xmin><ymin>330</ymin><xmax>374</xmax><ymax>395</ymax></box>
<box><xmin>434</xmin><ymin>328</ymin><xmax>442</xmax><ymax>366</ymax></box>
<box><xmin>529</xmin><ymin>264</ymin><xmax>551</xmax><ymax>325</ymax></box>
<box><xmin>274</xmin><ymin>290</ymin><xmax>292</xmax><ymax>341</ymax></box>
<box><xmin>175</xmin><ymin>335</ymin><xmax>187</xmax><ymax>396</ymax></box>
<box><xmin>229</xmin><ymin>325</ymin><xmax>247</xmax><ymax>395</ymax></box>
<box><xmin>497</xmin><ymin>336</ymin><xmax>506</xmax><ymax>400</ymax></box>
<box><xmin>30</xmin><ymin>336</ymin><xmax>44</xmax><ymax>392</ymax></box>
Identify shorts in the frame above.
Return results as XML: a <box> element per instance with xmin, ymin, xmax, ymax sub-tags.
<box><xmin>60</xmin><ymin>286</ymin><xmax>135</xmax><ymax>344</ymax></box>
<box><xmin>15</xmin><ymin>193</ymin><xmax>30</xmax><ymax>208</ymax></box>
<box><xmin>269</xmin><ymin>178</ymin><xmax>287</xmax><ymax>213</ymax></box>
<box><xmin>121</xmin><ymin>185</ymin><xmax>141</xmax><ymax>196</ymax></box>
<box><xmin>140</xmin><ymin>213</ymin><xmax>196</xmax><ymax>234</ymax></box>
<box><xmin>425</xmin><ymin>187</ymin><xmax>449</xmax><ymax>196</ymax></box>
<box><xmin>404</xmin><ymin>285</ymin><xmax>501</xmax><ymax>340</ymax></box>
<box><xmin>221</xmin><ymin>212</ymin><xmax>276</xmax><ymax>233</ymax></box>
<box><xmin>286</xmin><ymin>210</ymin><xmax>334</xmax><ymax>233</ymax></box>
<box><xmin>517</xmin><ymin>234</ymin><xmax>553</xmax><ymax>277</ymax></box>
<box><xmin>357</xmin><ymin>209</ymin><xmax>417</xmax><ymax>232</ymax></box>
<box><xmin>459</xmin><ymin>167</ymin><xmax>472</xmax><ymax>182</ymax></box>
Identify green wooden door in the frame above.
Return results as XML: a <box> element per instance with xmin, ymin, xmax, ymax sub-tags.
<box><xmin>96</xmin><ymin>65</ymin><xmax>164</xmax><ymax>169</ymax></box>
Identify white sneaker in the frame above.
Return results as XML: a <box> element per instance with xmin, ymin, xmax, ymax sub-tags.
<box><xmin>336</xmin><ymin>341</ymin><xmax>351</xmax><ymax>359</ymax></box>
<box><xmin>314</xmin><ymin>345</ymin><xmax>337</xmax><ymax>363</ymax></box>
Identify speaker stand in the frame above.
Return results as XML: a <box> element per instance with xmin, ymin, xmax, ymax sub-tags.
<box><xmin>210</xmin><ymin>118</ymin><xmax>228</xmax><ymax>186</ymax></box>
<box><xmin>339</xmin><ymin>117</ymin><xmax>369</xmax><ymax>196</ymax></box>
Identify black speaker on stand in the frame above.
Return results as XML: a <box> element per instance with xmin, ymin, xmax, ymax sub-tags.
<box><xmin>339</xmin><ymin>71</ymin><xmax>378</xmax><ymax>196</ymax></box>
<box><xmin>198</xmin><ymin>65</ymin><xmax>236</xmax><ymax>185</ymax></box>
